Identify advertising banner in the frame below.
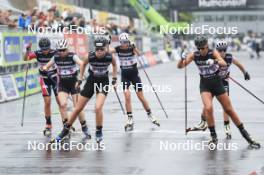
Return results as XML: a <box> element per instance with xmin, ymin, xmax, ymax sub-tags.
<box><xmin>1</xmin><ymin>74</ymin><xmax>19</xmax><ymax>100</ymax></box>
<box><xmin>0</xmin><ymin>76</ymin><xmax>6</xmax><ymax>102</ymax></box>
<box><xmin>64</xmin><ymin>33</ymin><xmax>88</xmax><ymax>58</ymax></box>
<box><xmin>3</xmin><ymin>33</ymin><xmax>21</xmax><ymax>63</ymax></box>
<box><xmin>14</xmin><ymin>69</ymin><xmax>40</xmax><ymax>97</ymax></box>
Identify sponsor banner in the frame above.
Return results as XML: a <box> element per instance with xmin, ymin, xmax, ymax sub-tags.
<box><xmin>14</xmin><ymin>69</ymin><xmax>40</xmax><ymax>97</ymax></box>
<box><xmin>144</xmin><ymin>51</ymin><xmax>157</xmax><ymax>66</ymax></box>
<box><xmin>1</xmin><ymin>74</ymin><xmax>19</xmax><ymax>100</ymax></box>
<box><xmin>0</xmin><ymin>76</ymin><xmax>6</xmax><ymax>102</ymax></box>
<box><xmin>158</xmin><ymin>50</ymin><xmax>170</xmax><ymax>63</ymax></box>
<box><xmin>22</xmin><ymin>34</ymin><xmax>37</xmax><ymax>56</ymax></box>
<box><xmin>64</xmin><ymin>33</ymin><xmax>88</xmax><ymax>58</ymax></box>
<box><xmin>3</xmin><ymin>33</ymin><xmax>21</xmax><ymax>63</ymax></box>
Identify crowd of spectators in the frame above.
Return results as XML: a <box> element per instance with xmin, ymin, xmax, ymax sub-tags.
<box><xmin>0</xmin><ymin>5</ymin><xmax>136</xmax><ymax>35</ymax></box>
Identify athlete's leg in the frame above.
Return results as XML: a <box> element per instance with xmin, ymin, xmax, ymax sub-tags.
<box><xmin>58</xmin><ymin>91</ymin><xmax>70</xmax><ymax>122</ymax></box>
<box><xmin>136</xmin><ymin>91</ymin><xmax>150</xmax><ymax>111</ymax></box>
<box><xmin>95</xmin><ymin>93</ymin><xmax>107</xmax><ymax>142</ymax></box>
<box><xmin>216</xmin><ymin>93</ymin><xmax>260</xmax><ymax>147</ymax></box>
<box><xmin>124</xmin><ymin>89</ymin><xmax>132</xmax><ymax>114</ymax></box>
<box><xmin>201</xmin><ymin>92</ymin><xmax>217</xmax><ymax>144</ymax></box>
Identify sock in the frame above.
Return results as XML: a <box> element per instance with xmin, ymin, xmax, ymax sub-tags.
<box><xmin>127</xmin><ymin>112</ymin><xmax>133</xmax><ymax>118</ymax></box>
<box><xmin>96</xmin><ymin>126</ymin><xmax>103</xmax><ymax>132</ymax></box>
<box><xmin>201</xmin><ymin>115</ymin><xmax>206</xmax><ymax>121</ymax></box>
<box><xmin>45</xmin><ymin>116</ymin><xmax>51</xmax><ymax>125</ymax></box>
<box><xmin>237</xmin><ymin>123</ymin><xmax>244</xmax><ymax>131</ymax></box>
<box><xmin>224</xmin><ymin>120</ymin><xmax>230</xmax><ymax>125</ymax></box>
<box><xmin>80</xmin><ymin>120</ymin><xmax>87</xmax><ymax>131</ymax></box>
<box><xmin>146</xmin><ymin>109</ymin><xmax>151</xmax><ymax>115</ymax></box>
<box><xmin>62</xmin><ymin>118</ymin><xmax>68</xmax><ymax>124</ymax></box>
<box><xmin>208</xmin><ymin>126</ymin><xmax>217</xmax><ymax>138</ymax></box>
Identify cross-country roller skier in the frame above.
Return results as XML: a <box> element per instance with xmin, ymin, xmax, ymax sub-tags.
<box><xmin>187</xmin><ymin>40</ymin><xmax>251</xmax><ymax>140</ymax></box>
<box><xmin>110</xmin><ymin>32</ymin><xmax>160</xmax><ymax>131</ymax></box>
<box><xmin>50</xmin><ymin>36</ymin><xmax>117</xmax><ymax>144</ymax></box>
<box><xmin>177</xmin><ymin>35</ymin><xmax>260</xmax><ymax>149</ymax></box>
<box><xmin>43</xmin><ymin>39</ymin><xmax>91</xmax><ymax>140</ymax></box>
<box><xmin>24</xmin><ymin>37</ymin><xmax>63</xmax><ymax>137</ymax></box>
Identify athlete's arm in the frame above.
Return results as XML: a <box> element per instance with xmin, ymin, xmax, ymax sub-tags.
<box><xmin>232</xmin><ymin>58</ymin><xmax>250</xmax><ymax>80</ymax></box>
<box><xmin>177</xmin><ymin>52</ymin><xmax>194</xmax><ymax>69</ymax></box>
<box><xmin>109</xmin><ymin>47</ymin><xmax>116</xmax><ymax>54</ymax></box>
<box><xmin>73</xmin><ymin>55</ymin><xmax>85</xmax><ymax>80</ymax></box>
<box><xmin>23</xmin><ymin>43</ymin><xmax>36</xmax><ymax>61</ymax></box>
<box><xmin>213</xmin><ymin>50</ymin><xmax>227</xmax><ymax>66</ymax></box>
<box><xmin>79</xmin><ymin>55</ymin><xmax>89</xmax><ymax>81</ymax></box>
<box><xmin>111</xmin><ymin>53</ymin><xmax>117</xmax><ymax>78</ymax></box>
<box><xmin>133</xmin><ymin>46</ymin><xmax>141</xmax><ymax>56</ymax></box>
<box><xmin>42</xmin><ymin>57</ymin><xmax>55</xmax><ymax>71</ymax></box>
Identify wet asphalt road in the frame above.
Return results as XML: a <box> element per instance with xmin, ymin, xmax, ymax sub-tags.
<box><xmin>0</xmin><ymin>51</ymin><xmax>263</xmax><ymax>175</ymax></box>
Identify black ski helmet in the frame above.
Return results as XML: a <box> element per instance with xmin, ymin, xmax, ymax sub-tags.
<box><xmin>39</xmin><ymin>37</ymin><xmax>51</xmax><ymax>50</ymax></box>
<box><xmin>94</xmin><ymin>36</ymin><xmax>107</xmax><ymax>48</ymax></box>
<box><xmin>194</xmin><ymin>35</ymin><xmax>208</xmax><ymax>48</ymax></box>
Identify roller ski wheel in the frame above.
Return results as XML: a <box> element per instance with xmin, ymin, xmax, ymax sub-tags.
<box><xmin>43</xmin><ymin>125</ymin><xmax>52</xmax><ymax>137</ymax></box>
<box><xmin>186</xmin><ymin>120</ymin><xmax>207</xmax><ymax>133</ymax></box>
<box><xmin>226</xmin><ymin>133</ymin><xmax>232</xmax><ymax>140</ymax></box>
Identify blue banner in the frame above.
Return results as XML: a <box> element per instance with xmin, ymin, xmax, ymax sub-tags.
<box><xmin>4</xmin><ymin>36</ymin><xmax>21</xmax><ymax>62</ymax></box>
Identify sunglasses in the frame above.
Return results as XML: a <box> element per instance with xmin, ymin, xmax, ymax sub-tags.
<box><xmin>58</xmin><ymin>49</ymin><xmax>67</xmax><ymax>52</ymax></box>
<box><xmin>217</xmin><ymin>48</ymin><xmax>227</xmax><ymax>52</ymax></box>
<box><xmin>120</xmin><ymin>40</ymin><xmax>130</xmax><ymax>44</ymax></box>
<box><xmin>197</xmin><ymin>47</ymin><xmax>206</xmax><ymax>50</ymax></box>
<box><xmin>95</xmin><ymin>47</ymin><xmax>105</xmax><ymax>51</ymax></box>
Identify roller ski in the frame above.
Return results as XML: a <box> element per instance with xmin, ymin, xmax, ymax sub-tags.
<box><xmin>224</xmin><ymin>123</ymin><xmax>232</xmax><ymax>140</ymax></box>
<box><xmin>95</xmin><ymin>130</ymin><xmax>103</xmax><ymax>147</ymax></box>
<box><xmin>124</xmin><ymin>116</ymin><xmax>134</xmax><ymax>131</ymax></box>
<box><xmin>81</xmin><ymin>125</ymin><xmax>92</xmax><ymax>143</ymax></box>
<box><xmin>49</xmin><ymin>125</ymin><xmax>71</xmax><ymax>144</ymax></box>
<box><xmin>43</xmin><ymin>124</ymin><xmax>52</xmax><ymax>137</ymax></box>
<box><xmin>148</xmin><ymin>113</ymin><xmax>160</xmax><ymax>127</ymax></box>
<box><xmin>239</xmin><ymin>127</ymin><xmax>261</xmax><ymax>149</ymax></box>
<box><xmin>208</xmin><ymin>136</ymin><xmax>218</xmax><ymax>150</ymax></box>
<box><xmin>186</xmin><ymin>120</ymin><xmax>207</xmax><ymax>133</ymax></box>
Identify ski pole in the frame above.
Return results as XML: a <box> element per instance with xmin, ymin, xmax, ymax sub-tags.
<box><xmin>114</xmin><ymin>87</ymin><xmax>126</xmax><ymax>115</ymax></box>
<box><xmin>21</xmin><ymin>64</ymin><xmax>29</xmax><ymax>127</ymax></box>
<box><xmin>137</xmin><ymin>56</ymin><xmax>169</xmax><ymax>118</ymax></box>
<box><xmin>229</xmin><ymin>76</ymin><xmax>264</xmax><ymax>105</ymax></box>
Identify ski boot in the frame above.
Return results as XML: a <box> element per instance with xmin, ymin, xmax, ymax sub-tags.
<box><xmin>82</xmin><ymin>126</ymin><xmax>92</xmax><ymax>142</ymax></box>
<box><xmin>43</xmin><ymin>124</ymin><xmax>52</xmax><ymax>137</ymax></box>
<box><xmin>95</xmin><ymin>130</ymin><xmax>103</xmax><ymax>146</ymax></box>
<box><xmin>147</xmin><ymin>113</ymin><xmax>160</xmax><ymax>127</ymax></box>
<box><xmin>124</xmin><ymin>116</ymin><xmax>134</xmax><ymax>131</ymax></box>
<box><xmin>224</xmin><ymin>124</ymin><xmax>232</xmax><ymax>140</ymax></box>
<box><xmin>186</xmin><ymin>120</ymin><xmax>207</xmax><ymax>133</ymax></box>
<box><xmin>208</xmin><ymin>135</ymin><xmax>218</xmax><ymax>150</ymax></box>
<box><xmin>240</xmin><ymin>127</ymin><xmax>261</xmax><ymax>149</ymax></box>
<box><xmin>49</xmin><ymin>125</ymin><xmax>71</xmax><ymax>144</ymax></box>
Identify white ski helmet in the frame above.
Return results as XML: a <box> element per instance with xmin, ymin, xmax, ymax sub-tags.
<box><xmin>57</xmin><ymin>39</ymin><xmax>68</xmax><ymax>50</ymax></box>
<box><xmin>119</xmin><ymin>33</ymin><xmax>130</xmax><ymax>43</ymax></box>
<box><xmin>216</xmin><ymin>40</ymin><xmax>228</xmax><ymax>50</ymax></box>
